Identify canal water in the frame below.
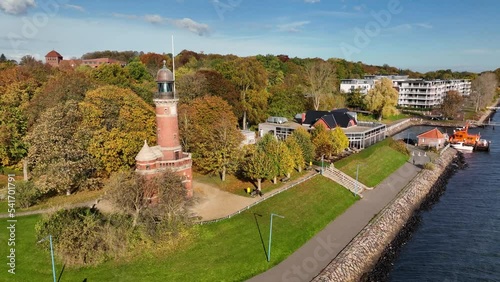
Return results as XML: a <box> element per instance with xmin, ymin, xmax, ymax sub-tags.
<box><xmin>388</xmin><ymin>115</ymin><xmax>500</xmax><ymax>281</ymax></box>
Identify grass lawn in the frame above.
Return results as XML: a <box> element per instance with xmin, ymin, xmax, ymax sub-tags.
<box><xmin>334</xmin><ymin>138</ymin><xmax>409</xmax><ymax>187</ymax></box>
<box><xmin>0</xmin><ymin>175</ymin><xmax>357</xmax><ymax>282</ymax></box>
<box><xmin>194</xmin><ymin>169</ymin><xmax>309</xmax><ymax>196</ymax></box>
<box><xmin>20</xmin><ymin>189</ymin><xmax>107</xmax><ymax>212</ymax></box>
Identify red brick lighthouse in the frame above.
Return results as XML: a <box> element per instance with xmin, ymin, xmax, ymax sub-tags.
<box><xmin>135</xmin><ymin>61</ymin><xmax>193</xmax><ymax>197</ymax></box>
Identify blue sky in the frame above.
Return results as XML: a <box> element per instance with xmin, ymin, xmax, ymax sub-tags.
<box><xmin>0</xmin><ymin>0</ymin><xmax>499</xmax><ymax>72</ymax></box>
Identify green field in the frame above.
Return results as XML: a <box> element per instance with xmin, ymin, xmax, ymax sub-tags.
<box><xmin>0</xmin><ymin>175</ymin><xmax>357</xmax><ymax>282</ymax></box>
<box><xmin>193</xmin><ymin>169</ymin><xmax>309</xmax><ymax>196</ymax></box>
<box><xmin>334</xmin><ymin>138</ymin><xmax>409</xmax><ymax>187</ymax></box>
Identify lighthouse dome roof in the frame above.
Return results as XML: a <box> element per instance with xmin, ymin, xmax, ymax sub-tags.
<box><xmin>156</xmin><ymin>60</ymin><xmax>174</xmax><ymax>82</ymax></box>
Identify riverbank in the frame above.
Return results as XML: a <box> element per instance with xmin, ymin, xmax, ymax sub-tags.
<box><xmin>312</xmin><ymin>148</ymin><xmax>459</xmax><ymax>282</ymax></box>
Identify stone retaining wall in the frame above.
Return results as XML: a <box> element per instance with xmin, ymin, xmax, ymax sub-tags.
<box><xmin>312</xmin><ymin>148</ymin><xmax>459</xmax><ymax>282</ymax></box>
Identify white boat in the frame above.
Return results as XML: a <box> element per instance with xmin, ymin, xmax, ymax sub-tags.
<box><xmin>450</xmin><ymin>142</ymin><xmax>474</xmax><ymax>151</ymax></box>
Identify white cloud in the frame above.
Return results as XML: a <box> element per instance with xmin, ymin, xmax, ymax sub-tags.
<box><xmin>63</xmin><ymin>4</ymin><xmax>85</xmax><ymax>13</ymax></box>
<box><xmin>0</xmin><ymin>0</ymin><xmax>36</xmax><ymax>15</ymax></box>
<box><xmin>304</xmin><ymin>0</ymin><xmax>320</xmax><ymax>3</ymax></box>
<box><xmin>311</xmin><ymin>10</ymin><xmax>362</xmax><ymax>18</ymax></box>
<box><xmin>385</xmin><ymin>23</ymin><xmax>432</xmax><ymax>33</ymax></box>
<box><xmin>112</xmin><ymin>13</ymin><xmax>138</xmax><ymax>20</ymax></box>
<box><xmin>169</xmin><ymin>18</ymin><xmax>210</xmax><ymax>36</ymax></box>
<box><xmin>415</xmin><ymin>23</ymin><xmax>433</xmax><ymax>29</ymax></box>
<box><xmin>144</xmin><ymin>14</ymin><xmax>164</xmax><ymax>24</ymax></box>
<box><xmin>277</xmin><ymin>21</ymin><xmax>310</xmax><ymax>32</ymax></box>
<box><xmin>112</xmin><ymin>13</ymin><xmax>210</xmax><ymax>36</ymax></box>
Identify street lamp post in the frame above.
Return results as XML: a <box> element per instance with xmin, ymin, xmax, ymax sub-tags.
<box><xmin>38</xmin><ymin>235</ymin><xmax>57</xmax><ymax>282</ymax></box>
<box><xmin>321</xmin><ymin>155</ymin><xmax>324</xmax><ymax>174</ymax></box>
<box><xmin>268</xmin><ymin>213</ymin><xmax>285</xmax><ymax>262</ymax></box>
<box><xmin>355</xmin><ymin>164</ymin><xmax>360</xmax><ymax>194</ymax></box>
<box><xmin>406</xmin><ymin>132</ymin><xmax>410</xmax><ymax>149</ymax></box>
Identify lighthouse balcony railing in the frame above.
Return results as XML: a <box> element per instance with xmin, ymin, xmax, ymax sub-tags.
<box><xmin>154</xmin><ymin>92</ymin><xmax>177</xmax><ymax>100</ymax></box>
<box><xmin>158</xmin><ymin>153</ymin><xmax>192</xmax><ymax>168</ymax></box>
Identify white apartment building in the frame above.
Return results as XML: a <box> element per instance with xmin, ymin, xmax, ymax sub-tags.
<box><xmin>340</xmin><ymin>75</ymin><xmax>471</xmax><ymax>109</ymax></box>
<box><xmin>339</xmin><ymin>79</ymin><xmax>375</xmax><ymax>94</ymax></box>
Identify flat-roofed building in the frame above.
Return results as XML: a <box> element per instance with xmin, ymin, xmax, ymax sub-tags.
<box><xmin>340</xmin><ymin>74</ymin><xmax>471</xmax><ymax>109</ymax></box>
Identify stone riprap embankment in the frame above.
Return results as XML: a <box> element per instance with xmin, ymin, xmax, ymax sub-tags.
<box><xmin>312</xmin><ymin>148</ymin><xmax>459</xmax><ymax>282</ymax></box>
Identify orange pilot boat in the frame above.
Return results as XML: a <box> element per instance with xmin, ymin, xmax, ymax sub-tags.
<box><xmin>449</xmin><ymin>123</ymin><xmax>490</xmax><ymax>151</ymax></box>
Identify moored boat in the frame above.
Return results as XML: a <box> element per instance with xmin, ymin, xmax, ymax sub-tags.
<box><xmin>450</xmin><ymin>142</ymin><xmax>474</xmax><ymax>152</ymax></box>
<box><xmin>474</xmin><ymin>139</ymin><xmax>491</xmax><ymax>151</ymax></box>
<box><xmin>449</xmin><ymin>123</ymin><xmax>491</xmax><ymax>151</ymax></box>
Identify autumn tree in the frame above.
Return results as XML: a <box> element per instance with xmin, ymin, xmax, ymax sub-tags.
<box><xmin>311</xmin><ymin>123</ymin><xmax>334</xmax><ymax>158</ymax></box>
<box><xmin>257</xmin><ymin>134</ymin><xmax>280</xmax><ymax>183</ymax></box>
<box><xmin>289</xmin><ymin>127</ymin><xmax>315</xmax><ymax>164</ymax></box>
<box><xmin>91</xmin><ymin>63</ymin><xmax>130</xmax><ymax>87</ymax></box>
<box><xmin>346</xmin><ymin>88</ymin><xmax>366</xmax><ymax>110</ymax></box>
<box><xmin>365</xmin><ymin>78</ymin><xmax>399</xmax><ymax>120</ymax></box>
<box><xmin>19</xmin><ymin>55</ymin><xmax>39</xmax><ymax>66</ymax></box>
<box><xmin>277</xmin><ymin>141</ymin><xmax>295</xmax><ymax>178</ymax></box>
<box><xmin>176</xmin><ymin>71</ymin><xmax>208</xmax><ymax>103</ymax></box>
<box><xmin>107</xmin><ymin>169</ymin><xmax>190</xmax><ymax>231</ymax></box>
<box><xmin>178</xmin><ymin>96</ymin><xmax>243</xmax><ymax>181</ymax></box>
<box><xmin>217</xmin><ymin>57</ymin><xmax>268</xmax><ymax>129</ymax></box>
<box><xmin>82</xmin><ymin>50</ymin><xmax>139</xmax><ymax>62</ymax></box>
<box><xmin>78</xmin><ymin>86</ymin><xmax>156</xmax><ymax>175</ymax></box>
<box><xmin>471</xmin><ymin>72</ymin><xmax>498</xmax><ymax>112</ymax></box>
<box><xmin>125</xmin><ymin>59</ymin><xmax>153</xmax><ymax>82</ymax></box>
<box><xmin>285</xmin><ymin>136</ymin><xmax>305</xmax><ymax>172</ymax></box>
<box><xmin>256</xmin><ymin>54</ymin><xmax>285</xmax><ymax>86</ymax></box>
<box><xmin>27</xmin><ymin>70</ymin><xmax>96</xmax><ymax>127</ymax></box>
<box><xmin>0</xmin><ymin>67</ymin><xmax>40</xmax><ymax>165</ymax></box>
<box><xmin>241</xmin><ymin>145</ymin><xmax>272</xmax><ymax>191</ymax></box>
<box><xmin>441</xmin><ymin>90</ymin><xmax>464</xmax><ymax>119</ymax></box>
<box><xmin>25</xmin><ymin>101</ymin><xmax>97</xmax><ymax>195</ymax></box>
<box><xmin>331</xmin><ymin>126</ymin><xmax>349</xmax><ymax>154</ymax></box>
<box><xmin>304</xmin><ymin>60</ymin><xmax>337</xmax><ymax>110</ymax></box>
<box><xmin>139</xmin><ymin>52</ymin><xmax>171</xmax><ymax>77</ymax></box>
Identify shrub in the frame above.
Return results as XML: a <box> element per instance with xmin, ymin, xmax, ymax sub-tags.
<box><xmin>16</xmin><ymin>181</ymin><xmax>42</xmax><ymax>208</ymax></box>
<box><xmin>423</xmin><ymin>162</ymin><xmax>435</xmax><ymax>170</ymax></box>
<box><xmin>389</xmin><ymin>138</ymin><xmax>410</xmax><ymax>156</ymax></box>
<box><xmin>35</xmin><ymin>207</ymin><xmax>120</xmax><ymax>266</ymax></box>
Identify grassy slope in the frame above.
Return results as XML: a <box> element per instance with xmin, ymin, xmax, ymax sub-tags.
<box><xmin>334</xmin><ymin>138</ymin><xmax>409</xmax><ymax>187</ymax></box>
<box><xmin>0</xmin><ymin>176</ymin><xmax>357</xmax><ymax>282</ymax></box>
<box><xmin>193</xmin><ymin>170</ymin><xmax>309</xmax><ymax>196</ymax></box>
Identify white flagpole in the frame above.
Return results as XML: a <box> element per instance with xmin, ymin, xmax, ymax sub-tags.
<box><xmin>171</xmin><ymin>35</ymin><xmax>176</xmax><ymax>95</ymax></box>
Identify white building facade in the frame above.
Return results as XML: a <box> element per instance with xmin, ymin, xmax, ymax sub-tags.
<box><xmin>340</xmin><ymin>75</ymin><xmax>471</xmax><ymax>109</ymax></box>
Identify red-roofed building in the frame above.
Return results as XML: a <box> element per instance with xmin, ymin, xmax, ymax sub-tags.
<box><xmin>417</xmin><ymin>128</ymin><xmax>447</xmax><ymax>148</ymax></box>
<box><xmin>44</xmin><ymin>50</ymin><xmax>126</xmax><ymax>68</ymax></box>
<box><xmin>45</xmin><ymin>50</ymin><xmax>63</xmax><ymax>67</ymax></box>
<box><xmin>82</xmin><ymin>58</ymin><xmax>126</xmax><ymax>68</ymax></box>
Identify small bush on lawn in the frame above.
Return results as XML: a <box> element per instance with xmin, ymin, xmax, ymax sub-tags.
<box><xmin>389</xmin><ymin>139</ymin><xmax>410</xmax><ymax>156</ymax></box>
<box><xmin>16</xmin><ymin>181</ymin><xmax>42</xmax><ymax>208</ymax></box>
<box><xmin>423</xmin><ymin>162</ymin><xmax>434</xmax><ymax>170</ymax></box>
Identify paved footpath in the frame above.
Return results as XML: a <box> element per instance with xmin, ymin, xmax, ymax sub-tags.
<box><xmin>248</xmin><ymin>161</ymin><xmax>421</xmax><ymax>282</ymax></box>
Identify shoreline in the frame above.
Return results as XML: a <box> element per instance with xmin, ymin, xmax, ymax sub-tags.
<box><xmin>312</xmin><ymin>148</ymin><xmax>459</xmax><ymax>281</ymax></box>
<box><xmin>360</xmin><ymin>152</ymin><xmax>467</xmax><ymax>281</ymax></box>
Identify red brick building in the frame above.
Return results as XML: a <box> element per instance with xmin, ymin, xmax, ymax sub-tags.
<box><xmin>45</xmin><ymin>50</ymin><xmax>63</xmax><ymax>67</ymax></box>
<box><xmin>135</xmin><ymin>61</ymin><xmax>193</xmax><ymax>197</ymax></box>
<box><xmin>44</xmin><ymin>50</ymin><xmax>125</xmax><ymax>68</ymax></box>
